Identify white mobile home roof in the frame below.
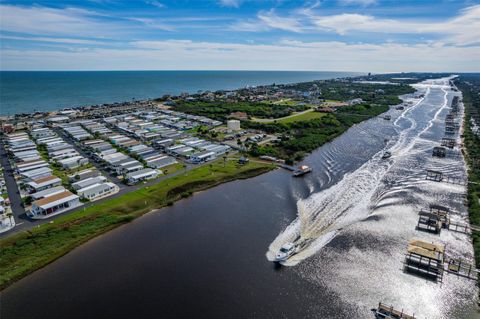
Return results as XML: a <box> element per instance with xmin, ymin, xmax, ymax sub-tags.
<box><xmin>126</xmin><ymin>168</ymin><xmax>158</xmax><ymax>180</ymax></box>
<box><xmin>16</xmin><ymin>160</ymin><xmax>46</xmax><ymax>168</ymax></box>
<box><xmin>31</xmin><ymin>186</ymin><xmax>66</xmax><ymax>200</ymax></box>
<box><xmin>33</xmin><ymin>191</ymin><xmax>79</xmax><ymax>210</ymax></box>
<box><xmin>58</xmin><ymin>155</ymin><xmax>85</xmax><ymax>164</ymax></box>
<box><xmin>27</xmin><ymin>176</ymin><xmax>61</xmax><ymax>189</ymax></box>
<box><xmin>17</xmin><ymin>162</ymin><xmax>50</xmax><ymax>173</ymax></box>
<box><xmin>21</xmin><ymin>167</ymin><xmax>52</xmax><ymax>179</ymax></box>
<box><xmin>76</xmin><ymin>182</ymin><xmax>116</xmax><ymax>197</ymax></box>
<box><xmin>71</xmin><ymin>176</ymin><xmax>107</xmax><ymax>190</ymax></box>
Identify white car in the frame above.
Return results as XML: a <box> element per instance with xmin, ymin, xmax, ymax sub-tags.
<box><xmin>275</xmin><ymin>243</ymin><xmax>296</xmax><ymax>262</ymax></box>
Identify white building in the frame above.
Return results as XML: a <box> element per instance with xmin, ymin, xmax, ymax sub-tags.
<box><xmin>31</xmin><ymin>186</ymin><xmax>67</xmax><ymax>200</ymax></box>
<box><xmin>58</xmin><ymin>156</ymin><xmax>89</xmax><ymax>169</ymax></box>
<box><xmin>21</xmin><ymin>167</ymin><xmax>53</xmax><ymax>180</ymax></box>
<box><xmin>227</xmin><ymin>120</ymin><xmax>241</xmax><ymax>131</ymax></box>
<box><xmin>189</xmin><ymin>151</ymin><xmax>216</xmax><ymax>164</ymax></box>
<box><xmin>28</xmin><ymin>190</ymin><xmax>81</xmax><ymax>219</ymax></box>
<box><xmin>126</xmin><ymin>168</ymin><xmax>160</xmax><ymax>185</ymax></box>
<box><xmin>76</xmin><ymin>182</ymin><xmax>119</xmax><ymax>201</ymax></box>
<box><xmin>71</xmin><ymin>176</ymin><xmax>107</xmax><ymax>191</ymax></box>
<box><xmin>27</xmin><ymin>175</ymin><xmax>62</xmax><ymax>193</ymax></box>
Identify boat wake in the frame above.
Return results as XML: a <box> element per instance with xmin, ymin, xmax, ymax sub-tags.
<box><xmin>267</xmin><ymin>78</ymin><xmax>453</xmax><ymax>266</ymax></box>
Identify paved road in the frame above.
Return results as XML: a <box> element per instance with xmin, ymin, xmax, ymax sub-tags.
<box><xmin>0</xmin><ymin>138</ymin><xmax>26</xmax><ymax>226</ymax></box>
<box><xmin>53</xmin><ymin>127</ymin><xmax>126</xmax><ymax>187</ymax></box>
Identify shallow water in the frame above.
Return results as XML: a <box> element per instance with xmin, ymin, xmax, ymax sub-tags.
<box><xmin>1</xmin><ymin>77</ymin><xmax>477</xmax><ymax>319</ymax></box>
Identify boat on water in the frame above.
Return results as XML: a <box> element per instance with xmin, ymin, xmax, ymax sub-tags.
<box><xmin>273</xmin><ymin>238</ymin><xmax>313</xmax><ymax>263</ymax></box>
<box><xmin>293</xmin><ymin>165</ymin><xmax>312</xmax><ymax>177</ymax></box>
<box><xmin>382</xmin><ymin>151</ymin><xmax>392</xmax><ymax>159</ymax></box>
<box><xmin>383</xmin><ymin>115</ymin><xmax>392</xmax><ymax>120</ymax></box>
<box><xmin>274</xmin><ymin>243</ymin><xmax>296</xmax><ymax>262</ymax></box>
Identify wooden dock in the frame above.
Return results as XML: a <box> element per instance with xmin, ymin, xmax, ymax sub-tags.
<box><xmin>424</xmin><ymin>170</ymin><xmax>467</xmax><ymax>185</ymax></box>
<box><xmin>278</xmin><ymin>163</ymin><xmax>295</xmax><ymax>171</ymax></box>
<box><xmin>372</xmin><ymin>302</ymin><xmax>416</xmax><ymax>319</ymax></box>
<box><xmin>404</xmin><ymin>239</ymin><xmax>445</xmax><ymax>282</ymax></box>
<box><xmin>441</xmin><ymin>137</ymin><xmax>456</xmax><ymax>148</ymax></box>
<box><xmin>445</xmin><ymin>258</ymin><xmax>479</xmax><ymax>281</ymax></box>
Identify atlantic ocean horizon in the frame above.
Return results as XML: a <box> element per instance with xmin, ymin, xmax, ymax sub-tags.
<box><xmin>0</xmin><ymin>70</ymin><xmax>361</xmax><ymax>116</ymax></box>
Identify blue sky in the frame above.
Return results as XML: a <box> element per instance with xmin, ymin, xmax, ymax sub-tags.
<box><xmin>0</xmin><ymin>0</ymin><xmax>479</xmax><ymax>71</ymax></box>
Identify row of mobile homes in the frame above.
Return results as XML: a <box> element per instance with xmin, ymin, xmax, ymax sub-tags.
<box><xmin>62</xmin><ymin>125</ymin><xmax>92</xmax><ymax>141</ymax></box>
<box><xmin>83</xmin><ymin>121</ymin><xmax>113</xmax><ymax>136</ymax></box>
<box><xmin>30</xmin><ymin>127</ymin><xmax>56</xmax><ymax>139</ymax></box>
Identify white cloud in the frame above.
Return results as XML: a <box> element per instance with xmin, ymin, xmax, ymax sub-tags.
<box><xmin>2</xmin><ymin>39</ymin><xmax>478</xmax><ymax>72</ymax></box>
<box><xmin>145</xmin><ymin>1</ymin><xmax>165</xmax><ymax>9</ymax></box>
<box><xmin>219</xmin><ymin>0</ymin><xmax>242</xmax><ymax>8</ymax></box>
<box><xmin>242</xmin><ymin>4</ymin><xmax>480</xmax><ymax>46</ymax></box>
<box><xmin>339</xmin><ymin>0</ymin><xmax>377</xmax><ymax>6</ymax></box>
<box><xmin>231</xmin><ymin>9</ymin><xmax>304</xmax><ymax>32</ymax></box>
<box><xmin>0</xmin><ymin>35</ymin><xmax>107</xmax><ymax>45</ymax></box>
<box><xmin>257</xmin><ymin>10</ymin><xmax>303</xmax><ymax>32</ymax></box>
<box><xmin>129</xmin><ymin>18</ymin><xmax>175</xmax><ymax>31</ymax></box>
<box><xmin>0</xmin><ymin>4</ymin><xmax>120</xmax><ymax>38</ymax></box>
<box><xmin>307</xmin><ymin>4</ymin><xmax>480</xmax><ymax>45</ymax></box>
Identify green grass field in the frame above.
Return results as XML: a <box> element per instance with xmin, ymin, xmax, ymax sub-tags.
<box><xmin>0</xmin><ymin>159</ymin><xmax>275</xmax><ymax>290</ymax></box>
<box><xmin>276</xmin><ymin>110</ymin><xmax>326</xmax><ymax>124</ymax></box>
<box><xmin>252</xmin><ymin>109</ymin><xmax>326</xmax><ymax>124</ymax></box>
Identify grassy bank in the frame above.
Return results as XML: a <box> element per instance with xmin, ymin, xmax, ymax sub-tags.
<box><xmin>455</xmin><ymin>76</ymin><xmax>480</xmax><ymax>268</ymax></box>
<box><xmin>0</xmin><ymin>159</ymin><xmax>275</xmax><ymax>290</ymax></box>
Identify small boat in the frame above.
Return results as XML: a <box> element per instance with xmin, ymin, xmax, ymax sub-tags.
<box><xmin>383</xmin><ymin>115</ymin><xmax>392</xmax><ymax>120</ymax></box>
<box><xmin>382</xmin><ymin>151</ymin><xmax>392</xmax><ymax>159</ymax></box>
<box><xmin>395</xmin><ymin>106</ymin><xmax>404</xmax><ymax>110</ymax></box>
<box><xmin>293</xmin><ymin>165</ymin><xmax>312</xmax><ymax>177</ymax></box>
<box><xmin>274</xmin><ymin>243</ymin><xmax>296</xmax><ymax>262</ymax></box>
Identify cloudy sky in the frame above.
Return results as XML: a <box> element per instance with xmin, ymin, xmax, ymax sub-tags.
<box><xmin>0</xmin><ymin>0</ymin><xmax>479</xmax><ymax>72</ymax></box>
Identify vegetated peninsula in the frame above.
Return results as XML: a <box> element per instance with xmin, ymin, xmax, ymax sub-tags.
<box><xmin>0</xmin><ymin>73</ymin><xmax>438</xmax><ymax>290</ymax></box>
<box><xmin>163</xmin><ymin>76</ymin><xmax>422</xmax><ymax>164</ymax></box>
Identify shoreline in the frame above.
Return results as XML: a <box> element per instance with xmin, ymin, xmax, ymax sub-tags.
<box><xmin>0</xmin><ymin>158</ymin><xmax>276</xmax><ymax>291</ymax></box>
<box><xmin>0</xmin><ymin>71</ymin><xmax>360</xmax><ymax>118</ymax></box>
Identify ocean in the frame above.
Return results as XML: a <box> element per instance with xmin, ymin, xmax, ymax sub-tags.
<box><xmin>0</xmin><ymin>71</ymin><xmax>360</xmax><ymax>116</ymax></box>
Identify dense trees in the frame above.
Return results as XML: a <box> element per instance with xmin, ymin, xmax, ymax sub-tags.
<box><xmin>455</xmin><ymin>75</ymin><xmax>480</xmax><ymax>267</ymax></box>
<box><xmin>172</xmin><ymin>101</ymin><xmax>308</xmax><ymax>121</ymax></box>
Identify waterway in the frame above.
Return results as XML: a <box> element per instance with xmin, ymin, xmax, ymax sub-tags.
<box><xmin>1</xmin><ymin>77</ymin><xmax>477</xmax><ymax>318</ymax></box>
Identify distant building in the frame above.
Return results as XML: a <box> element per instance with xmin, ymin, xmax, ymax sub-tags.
<box><xmin>347</xmin><ymin>98</ymin><xmax>364</xmax><ymax>106</ymax></box>
<box><xmin>2</xmin><ymin>123</ymin><xmax>14</xmax><ymax>134</ymax></box>
<box><xmin>227</xmin><ymin>120</ymin><xmax>241</xmax><ymax>131</ymax></box>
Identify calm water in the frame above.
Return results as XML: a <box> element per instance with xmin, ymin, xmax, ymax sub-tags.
<box><xmin>0</xmin><ymin>71</ymin><xmax>359</xmax><ymax>115</ymax></box>
<box><xmin>1</xmin><ymin>77</ymin><xmax>477</xmax><ymax>318</ymax></box>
